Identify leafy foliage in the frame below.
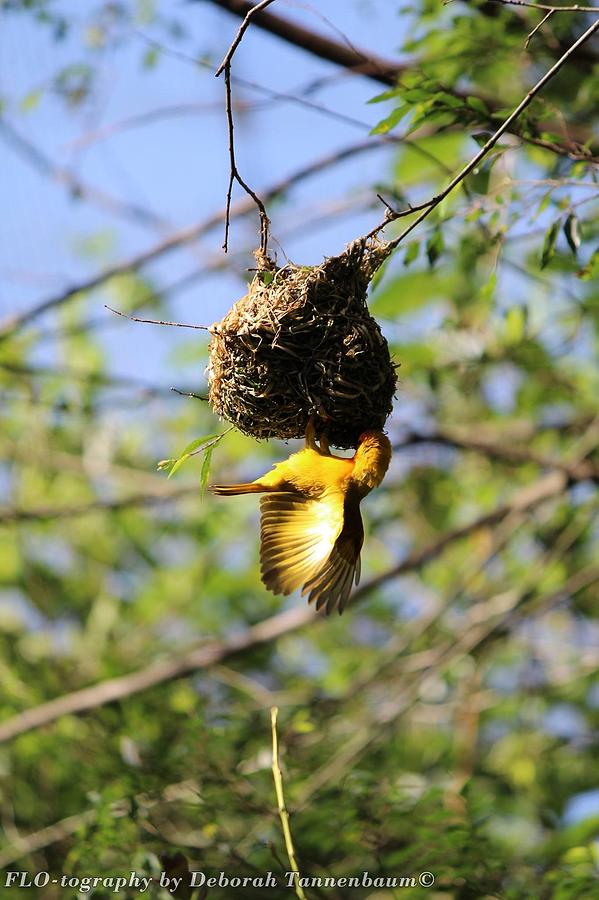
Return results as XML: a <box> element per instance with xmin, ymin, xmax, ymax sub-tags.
<box><xmin>1</xmin><ymin>1</ymin><xmax>599</xmax><ymax>898</ymax></box>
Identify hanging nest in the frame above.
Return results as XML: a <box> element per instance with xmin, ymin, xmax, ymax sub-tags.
<box><xmin>207</xmin><ymin>239</ymin><xmax>397</xmax><ymax>449</ymax></box>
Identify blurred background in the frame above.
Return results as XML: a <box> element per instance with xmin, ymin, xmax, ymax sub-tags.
<box><xmin>1</xmin><ymin>1</ymin><xmax>598</xmax><ymax>897</ymax></box>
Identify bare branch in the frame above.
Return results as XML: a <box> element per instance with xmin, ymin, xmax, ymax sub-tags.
<box><xmin>0</xmin><ymin>468</ymin><xmax>571</xmax><ymax>743</ymax></box>
<box><xmin>397</xmin><ymin>426</ymin><xmax>599</xmax><ymax>482</ymax></box>
<box><xmin>221</xmin><ymin>59</ymin><xmax>270</xmax><ymax>253</ymax></box>
<box><xmin>526</xmin><ymin>9</ymin><xmax>555</xmax><ymax>48</ymax></box>
<box><xmin>214</xmin><ymin>0</ymin><xmax>273</xmax><ymax>257</ymax></box>
<box><xmin>482</xmin><ymin>0</ymin><xmax>599</xmax><ymax>12</ymax></box>
<box><xmin>270</xmin><ymin>707</ymin><xmax>307</xmax><ymax>900</ymax></box>
<box><xmin>0</xmin><ymin>120</ymin><xmax>167</xmax><ymax>231</ymax></box>
<box><xmin>205</xmin><ymin>0</ymin><xmax>406</xmax><ymax>86</ymax></box>
<box><xmin>214</xmin><ymin>3</ymin><xmax>275</xmax><ymax>252</ymax></box>
<box><xmin>215</xmin><ymin>0</ymin><xmax>278</xmax><ymax>76</ymax></box>
<box><xmin>0</xmin><ymin>138</ymin><xmax>380</xmax><ymax>340</ymax></box>
<box><xmin>0</xmin><ymin>780</ymin><xmax>199</xmax><ymax>868</ymax></box>
<box><xmin>105</xmin><ymin>306</ymin><xmax>210</xmax><ymax>331</ymax></box>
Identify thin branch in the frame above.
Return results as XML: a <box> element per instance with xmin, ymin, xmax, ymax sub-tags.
<box><xmin>0</xmin><ymin>469</ymin><xmax>571</xmax><ymax>742</ymax></box>
<box><xmin>0</xmin><ymin>360</ymin><xmax>202</xmax><ymax>400</ymax></box>
<box><xmin>205</xmin><ymin>0</ymin><xmax>406</xmax><ymax>86</ymax></box>
<box><xmin>135</xmin><ymin>31</ymin><xmax>454</xmax><ymax>175</ymax></box>
<box><xmin>368</xmin><ymin>15</ymin><xmax>599</xmax><ymax>248</ymax></box>
<box><xmin>352</xmin><ymin>471</ymin><xmax>568</xmax><ymax>602</ymax></box>
<box><xmin>482</xmin><ymin>0</ymin><xmax>599</xmax><ymax>12</ymax></box>
<box><xmin>270</xmin><ymin>708</ymin><xmax>307</xmax><ymax>900</ymax></box>
<box><xmin>64</xmin><ymin>101</ymin><xmax>227</xmax><ymax>152</ymax></box>
<box><xmin>215</xmin><ymin>3</ymin><xmax>275</xmax><ymax>253</ymax></box>
<box><xmin>105</xmin><ymin>306</ymin><xmax>210</xmax><ymax>331</ymax></box>
<box><xmin>0</xmin><ymin>485</ymin><xmax>205</xmax><ymax>524</ymax></box>
<box><xmin>398</xmin><ymin>426</ymin><xmax>599</xmax><ymax>482</ymax></box>
<box><xmin>526</xmin><ymin>9</ymin><xmax>554</xmax><ymax>48</ymax></box>
<box><xmin>295</xmin><ymin>562</ymin><xmax>599</xmax><ymax>806</ymax></box>
<box><xmin>170</xmin><ymin>387</ymin><xmax>208</xmax><ymax>400</ymax></box>
<box><xmin>0</xmin><ymin>120</ymin><xmax>167</xmax><ymax>231</ymax></box>
<box><xmin>215</xmin><ymin>0</ymin><xmax>278</xmax><ymax>76</ymax></box>
<box><xmin>0</xmin><ymin>607</ymin><xmax>316</xmax><ymax>743</ymax></box>
<box><xmin>0</xmin><ymin>810</ymin><xmax>97</xmax><ymax>869</ymax></box>
<box><xmin>221</xmin><ymin>59</ymin><xmax>270</xmax><ymax>253</ymax></box>
<box><xmin>0</xmin><ymin>138</ymin><xmax>380</xmax><ymax>340</ymax></box>
<box><xmin>0</xmin><ymin>780</ymin><xmax>199</xmax><ymax>868</ymax></box>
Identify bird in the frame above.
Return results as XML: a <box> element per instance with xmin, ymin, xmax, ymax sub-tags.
<box><xmin>210</xmin><ymin>419</ymin><xmax>392</xmax><ymax>614</ymax></box>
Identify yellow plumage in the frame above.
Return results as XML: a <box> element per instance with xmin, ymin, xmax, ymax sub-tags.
<box><xmin>211</xmin><ymin>422</ymin><xmax>392</xmax><ymax>614</ymax></box>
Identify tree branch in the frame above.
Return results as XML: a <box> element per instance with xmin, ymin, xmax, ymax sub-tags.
<box><xmin>0</xmin><ymin>139</ymin><xmax>382</xmax><ymax>340</ymax></box>
<box><xmin>0</xmin><ymin>469</ymin><xmax>570</xmax><ymax>743</ymax></box>
<box><xmin>398</xmin><ymin>426</ymin><xmax>599</xmax><ymax>482</ymax></box>
<box><xmin>0</xmin><ymin>120</ymin><xmax>167</xmax><ymax>231</ymax></box>
<box><xmin>481</xmin><ymin>0</ymin><xmax>599</xmax><ymax>13</ymax></box>
<box><xmin>203</xmin><ymin>0</ymin><xmax>405</xmax><ymax>86</ymax></box>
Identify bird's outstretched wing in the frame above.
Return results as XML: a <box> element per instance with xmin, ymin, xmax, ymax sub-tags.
<box><xmin>259</xmin><ymin>490</ymin><xmax>363</xmax><ymax>615</ymax></box>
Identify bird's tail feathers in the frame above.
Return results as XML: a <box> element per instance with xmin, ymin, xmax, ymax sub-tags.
<box><xmin>210</xmin><ymin>483</ymin><xmax>265</xmax><ymax>496</ymax></box>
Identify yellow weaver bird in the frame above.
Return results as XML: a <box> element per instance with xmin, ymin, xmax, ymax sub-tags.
<box><xmin>210</xmin><ymin>421</ymin><xmax>392</xmax><ymax>614</ymax></box>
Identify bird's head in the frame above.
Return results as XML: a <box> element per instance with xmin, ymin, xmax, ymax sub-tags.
<box><xmin>352</xmin><ymin>430</ymin><xmax>392</xmax><ymax>492</ymax></box>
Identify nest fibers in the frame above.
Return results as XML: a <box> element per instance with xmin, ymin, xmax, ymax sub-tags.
<box><xmin>207</xmin><ymin>239</ymin><xmax>397</xmax><ymax>449</ymax></box>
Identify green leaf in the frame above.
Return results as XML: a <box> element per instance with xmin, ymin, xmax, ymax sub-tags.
<box><xmin>395</xmin><ymin>132</ymin><xmax>465</xmax><ymax>183</ymax></box>
<box><xmin>404</xmin><ymin>241</ymin><xmax>420</xmax><ymax>267</ymax></box>
<box><xmin>142</xmin><ymin>46</ymin><xmax>160</xmax><ymax>69</ymax></box>
<box><xmin>480</xmin><ymin>271</ymin><xmax>497</xmax><ymax>305</ymax></box>
<box><xmin>20</xmin><ymin>89</ymin><xmax>42</xmax><ymax>112</ymax></box>
<box><xmin>467</xmin><ymin>96</ymin><xmax>489</xmax><ymax>117</ymax></box>
<box><xmin>534</xmin><ymin>190</ymin><xmax>553</xmax><ymax>220</ymax></box>
<box><xmin>367</xmin><ymin>88</ymin><xmax>401</xmax><ymax>104</ymax></box>
<box><xmin>371</xmin><ymin>269</ymin><xmax>457</xmax><ymax>317</ymax></box>
<box><xmin>540</xmin><ymin>219</ymin><xmax>561</xmax><ymax>269</ymax></box>
<box><xmin>563</xmin><ymin>215</ymin><xmax>581</xmax><ymax>256</ymax></box>
<box><xmin>504</xmin><ymin>305</ymin><xmax>526</xmax><ymax>345</ymax></box>
<box><xmin>166</xmin><ymin>433</ymin><xmax>222</xmax><ymax>479</ymax></box>
<box><xmin>426</xmin><ymin>228</ymin><xmax>444</xmax><ymax>268</ymax></box>
<box><xmin>370</xmin><ymin>104</ymin><xmax>411</xmax><ymax>135</ymax></box>
<box><xmin>200</xmin><ymin>444</ymin><xmax>215</xmax><ymax>494</ymax></box>
<box><xmin>577</xmin><ymin>247</ymin><xmax>599</xmax><ymax>281</ymax></box>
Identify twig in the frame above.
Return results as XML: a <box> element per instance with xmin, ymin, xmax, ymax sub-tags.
<box><xmin>397</xmin><ymin>426</ymin><xmax>599</xmax><ymax>482</ymax></box>
<box><xmin>170</xmin><ymin>387</ymin><xmax>208</xmax><ymax>400</ymax></box>
<box><xmin>220</xmin><ymin>59</ymin><xmax>271</xmax><ymax>253</ymax></box>
<box><xmin>0</xmin><ymin>469</ymin><xmax>571</xmax><ymax>742</ymax></box>
<box><xmin>270</xmin><ymin>708</ymin><xmax>307</xmax><ymax>900</ymax></box>
<box><xmin>525</xmin><ymin>9</ymin><xmax>554</xmax><ymax>48</ymax></box>
<box><xmin>0</xmin><ymin>780</ymin><xmax>199</xmax><ymax>868</ymax></box>
<box><xmin>64</xmin><ymin>101</ymin><xmax>227</xmax><ymax>152</ymax></box>
<box><xmin>295</xmin><ymin>562</ymin><xmax>599</xmax><ymax>806</ymax></box>
<box><xmin>0</xmin><ymin>810</ymin><xmax>97</xmax><ymax>869</ymax></box>
<box><xmin>215</xmin><ymin>2</ymin><xmax>275</xmax><ymax>253</ymax></box>
<box><xmin>481</xmin><ymin>0</ymin><xmax>599</xmax><ymax>12</ymax></box>
<box><xmin>205</xmin><ymin>0</ymin><xmax>598</xmax><ymax>156</ymax></box>
<box><xmin>215</xmin><ymin>0</ymin><xmax>278</xmax><ymax>75</ymax></box>
<box><xmin>0</xmin><ymin>485</ymin><xmax>203</xmax><ymax>524</ymax></box>
<box><xmin>207</xmin><ymin>0</ymin><xmax>405</xmax><ymax>86</ymax></box>
<box><xmin>368</xmin><ymin>15</ymin><xmax>599</xmax><ymax>249</ymax></box>
<box><xmin>105</xmin><ymin>306</ymin><xmax>210</xmax><ymax>331</ymax></box>
<box><xmin>0</xmin><ymin>360</ymin><xmax>202</xmax><ymax>399</ymax></box>
<box><xmin>0</xmin><ymin>120</ymin><xmax>167</xmax><ymax>231</ymax></box>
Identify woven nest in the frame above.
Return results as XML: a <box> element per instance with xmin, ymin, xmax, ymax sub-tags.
<box><xmin>207</xmin><ymin>239</ymin><xmax>397</xmax><ymax>449</ymax></box>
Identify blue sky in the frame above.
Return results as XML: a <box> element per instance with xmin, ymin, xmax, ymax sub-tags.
<box><xmin>0</xmin><ymin>0</ymin><xmax>408</xmax><ymax>383</ymax></box>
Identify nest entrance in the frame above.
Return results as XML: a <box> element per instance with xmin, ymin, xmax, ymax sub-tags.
<box><xmin>207</xmin><ymin>239</ymin><xmax>396</xmax><ymax>449</ymax></box>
